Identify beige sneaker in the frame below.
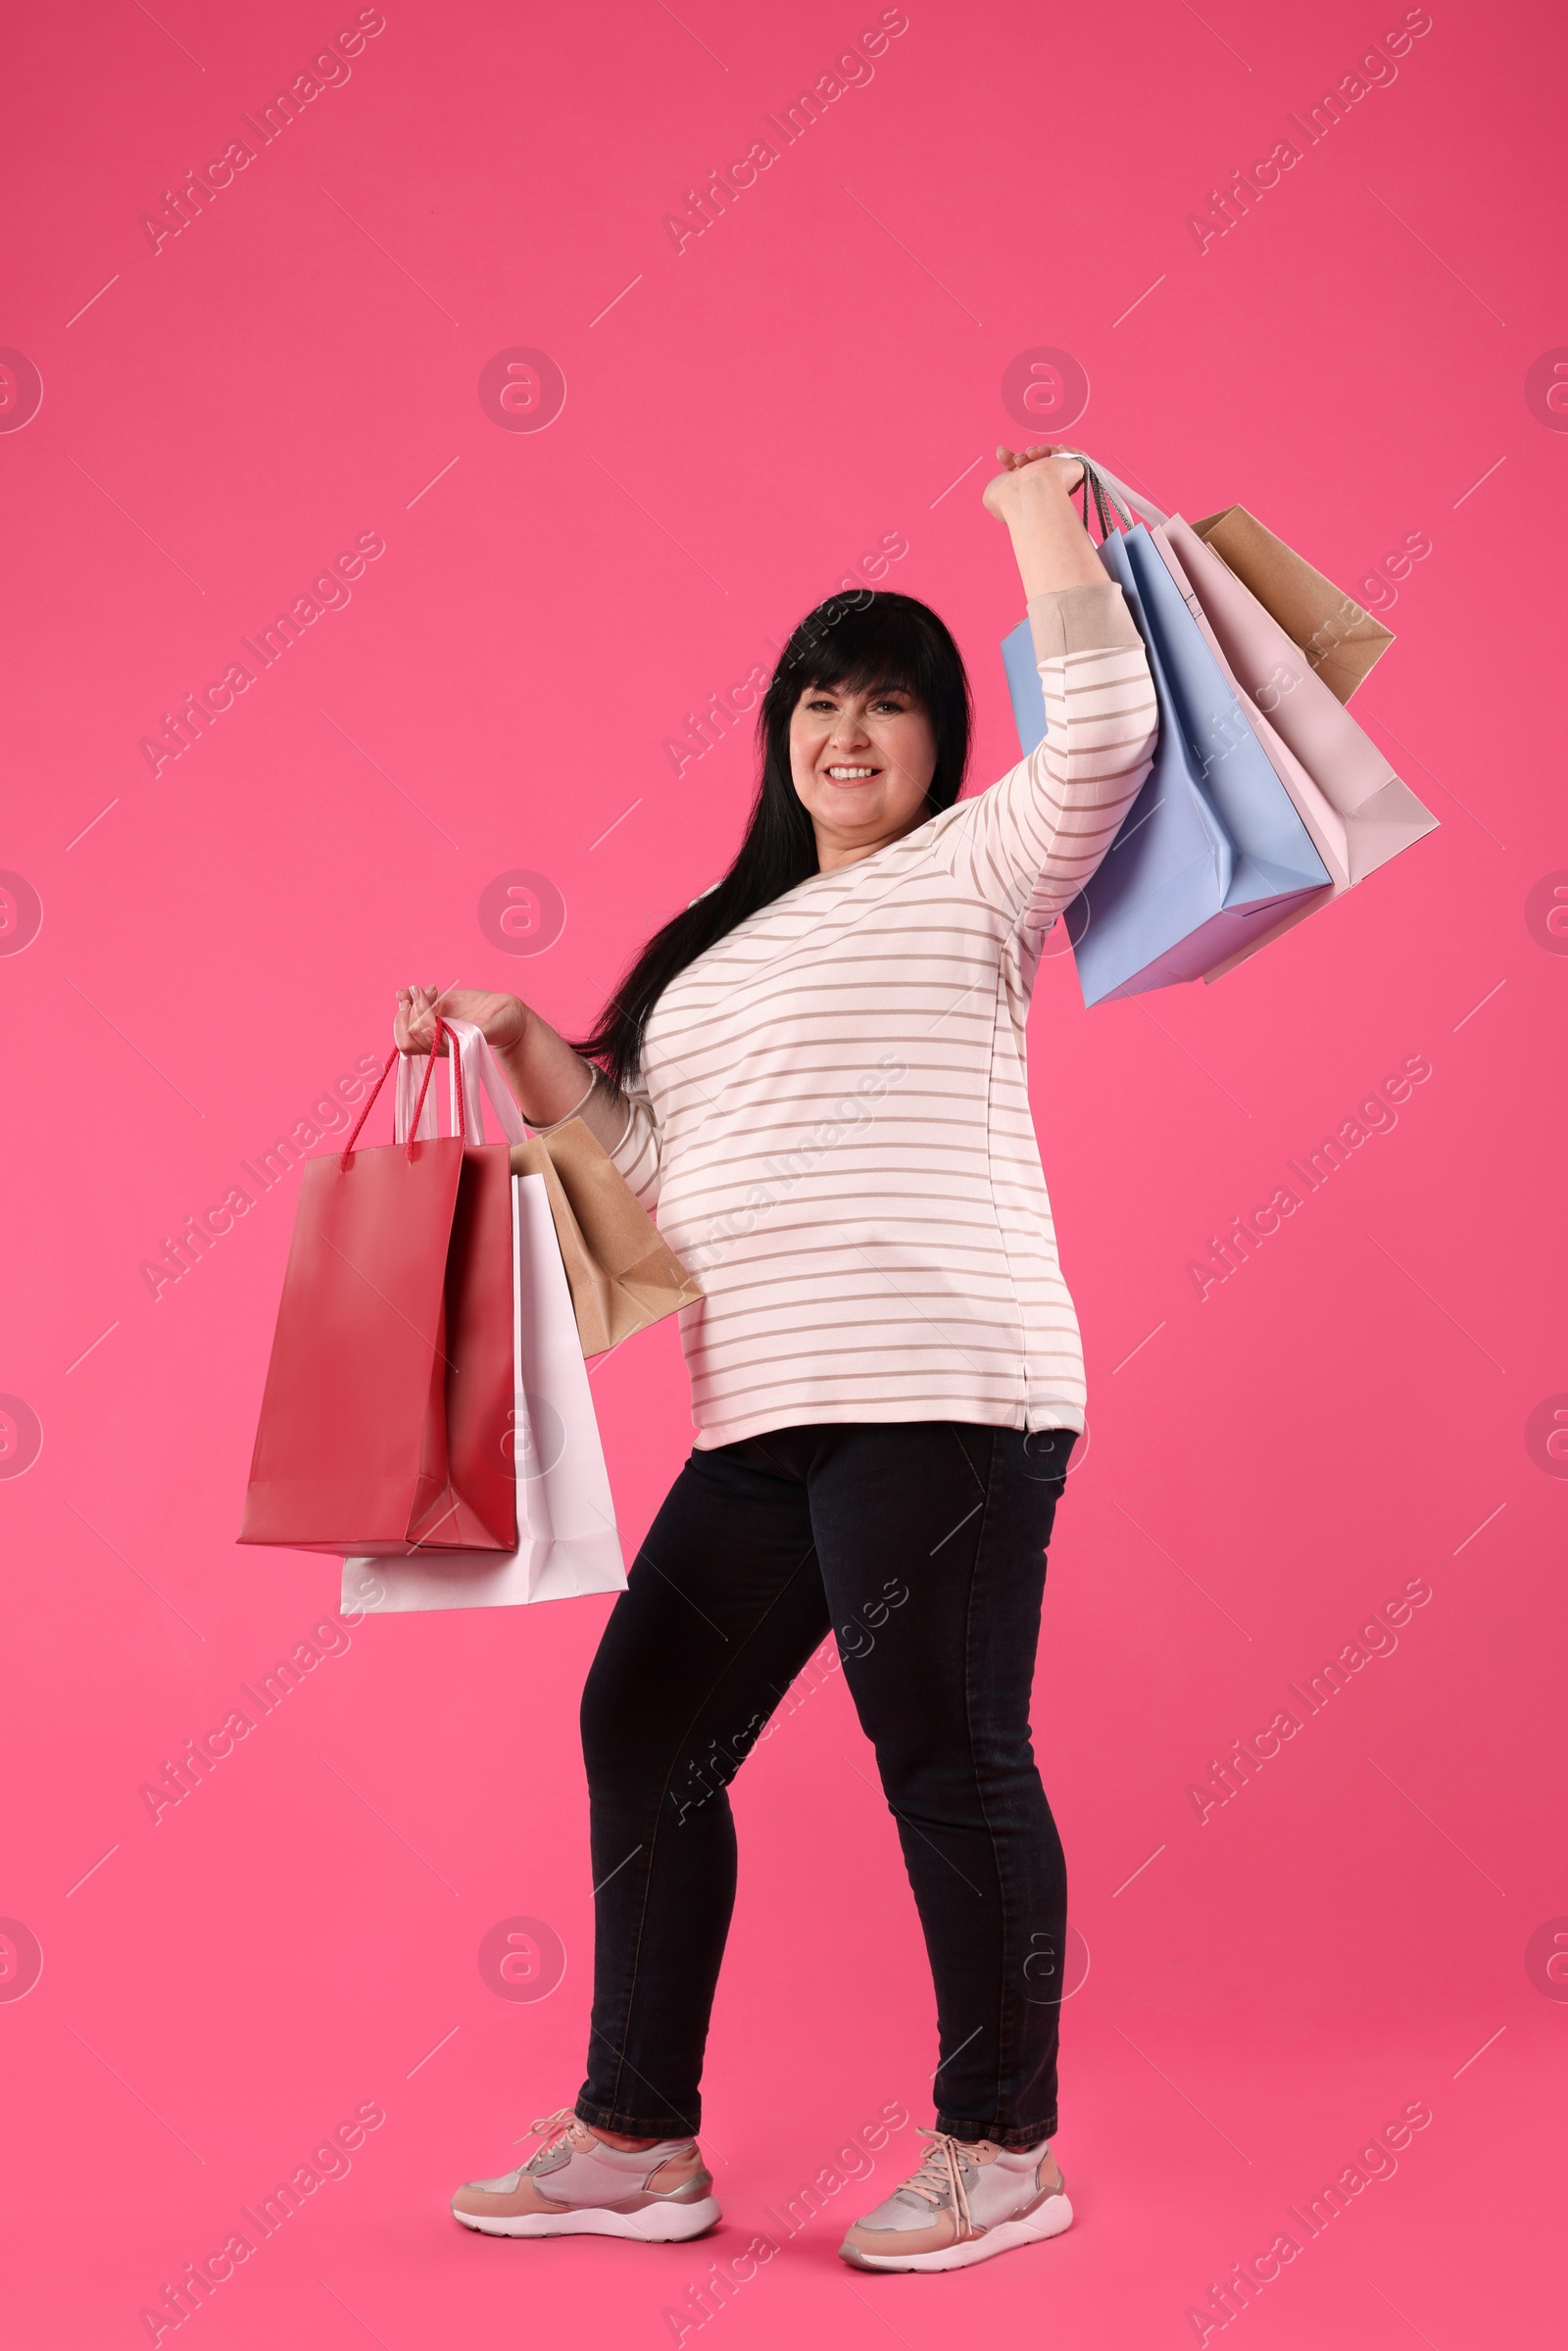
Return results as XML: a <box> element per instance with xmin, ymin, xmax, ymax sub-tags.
<box><xmin>452</xmin><ymin>2107</ymin><xmax>720</xmax><ymax>2241</ymax></box>
<box><xmin>839</xmin><ymin>2128</ymin><xmax>1071</xmax><ymax>2272</ymax></box>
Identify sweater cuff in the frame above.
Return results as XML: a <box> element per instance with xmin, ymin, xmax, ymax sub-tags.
<box><xmin>1026</xmin><ymin>580</ymin><xmax>1141</xmax><ymax>657</ymax></box>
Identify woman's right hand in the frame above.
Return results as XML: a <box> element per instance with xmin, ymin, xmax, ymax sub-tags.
<box><xmin>394</xmin><ymin>984</ymin><xmax>530</xmax><ymax>1055</ymax></box>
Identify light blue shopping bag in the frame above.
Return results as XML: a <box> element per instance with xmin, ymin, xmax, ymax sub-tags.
<box><xmin>1001</xmin><ymin>521</ymin><xmax>1331</xmax><ymax>1004</ymax></box>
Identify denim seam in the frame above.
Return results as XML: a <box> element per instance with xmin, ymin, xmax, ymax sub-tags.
<box><xmin>936</xmin><ymin>1439</ymin><xmax>1059</xmax><ymax>2148</ymax></box>
<box><xmin>950</xmin><ymin>1426</ymin><xmax>1020</xmax><ymax>2141</ymax></box>
<box><xmin>950</xmin><ymin>1421</ymin><xmax>990</xmax><ymax>1500</ymax></box>
<box><xmin>597</xmin><ymin>1534</ymin><xmax>823</xmax><ymax>2131</ymax></box>
<box><xmin>936</xmin><ymin>1433</ymin><xmax>1060</xmax><ymax>2147</ymax></box>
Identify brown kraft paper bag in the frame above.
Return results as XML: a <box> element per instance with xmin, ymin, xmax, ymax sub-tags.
<box><xmin>1192</xmin><ymin>504</ymin><xmax>1395</xmax><ymax>706</ymax></box>
<box><xmin>510</xmin><ymin>1119</ymin><xmax>703</xmax><ymax>1359</ymax></box>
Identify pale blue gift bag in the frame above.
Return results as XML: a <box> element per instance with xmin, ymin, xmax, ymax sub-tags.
<box><xmin>1001</xmin><ymin>473</ymin><xmax>1331</xmax><ymax>1004</ymax></box>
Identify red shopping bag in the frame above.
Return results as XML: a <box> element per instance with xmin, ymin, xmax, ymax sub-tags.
<box><xmin>237</xmin><ymin>1024</ymin><xmax>516</xmax><ymax>1557</ymax></box>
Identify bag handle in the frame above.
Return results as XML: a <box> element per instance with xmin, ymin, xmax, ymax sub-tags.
<box><xmin>1074</xmin><ymin>465</ymin><xmax>1117</xmax><ymax>542</ymax></box>
<box><xmin>340</xmin><ymin>1018</ymin><xmax>466</xmax><ymax>1166</ymax></box>
<box><xmin>1048</xmin><ymin>449</ymin><xmax>1171</xmax><ymax>537</ymax></box>
<box><xmin>437</xmin><ymin>1016</ymin><xmax>528</xmax><ymax>1146</ymax></box>
<box><xmin>393</xmin><ymin>1014</ymin><xmax>532</xmax><ymax>1151</ymax></box>
<box><xmin>339</xmin><ymin>1012</ymin><xmax>546</xmax><ymax>1165</ymax></box>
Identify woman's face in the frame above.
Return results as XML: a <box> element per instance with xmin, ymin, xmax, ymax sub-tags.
<box><xmin>789</xmin><ymin>678</ymin><xmax>939</xmax><ymax>870</ymax></box>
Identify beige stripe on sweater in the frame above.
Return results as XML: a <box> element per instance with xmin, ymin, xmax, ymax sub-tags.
<box><xmin>605</xmin><ymin>580</ymin><xmax>1157</xmax><ymax>1448</ymax></box>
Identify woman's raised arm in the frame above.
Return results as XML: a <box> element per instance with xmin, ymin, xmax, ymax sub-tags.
<box><xmin>983</xmin><ymin>445</ymin><xmax>1105</xmax><ymax>594</ymax></box>
<box><xmin>939</xmin><ymin>446</ymin><xmax>1157</xmax><ymax>933</ymax></box>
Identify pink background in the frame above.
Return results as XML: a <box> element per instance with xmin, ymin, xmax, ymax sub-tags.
<box><xmin>3</xmin><ymin>0</ymin><xmax>1564</xmax><ymax>2342</ymax></box>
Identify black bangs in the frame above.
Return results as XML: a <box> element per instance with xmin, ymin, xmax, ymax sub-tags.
<box><xmin>773</xmin><ymin>588</ymin><xmax>954</xmax><ymax>707</ymax></box>
<box><xmin>570</xmin><ymin>589</ymin><xmax>973</xmax><ymax>1090</ymax></box>
<box><xmin>786</xmin><ymin>597</ymin><xmax>927</xmax><ymax>697</ymax></box>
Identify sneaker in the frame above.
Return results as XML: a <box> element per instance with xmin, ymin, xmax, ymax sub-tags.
<box><xmin>839</xmin><ymin>2128</ymin><xmax>1072</xmax><ymax>2272</ymax></box>
<box><xmin>452</xmin><ymin>2107</ymin><xmax>721</xmax><ymax>2241</ymax></box>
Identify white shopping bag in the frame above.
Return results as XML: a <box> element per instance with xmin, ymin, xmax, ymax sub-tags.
<box><xmin>341</xmin><ymin>1172</ymin><xmax>627</xmax><ymax>1613</ymax></box>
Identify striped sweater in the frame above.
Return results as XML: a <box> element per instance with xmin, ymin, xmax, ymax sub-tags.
<box><xmin>606</xmin><ymin>580</ymin><xmax>1158</xmax><ymax>1449</ymax></box>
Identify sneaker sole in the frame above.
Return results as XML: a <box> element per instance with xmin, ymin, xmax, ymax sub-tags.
<box><xmin>839</xmin><ymin>2190</ymin><xmax>1073</xmax><ymax>2272</ymax></box>
<box><xmin>453</xmin><ymin>2195</ymin><xmax>722</xmax><ymax>2243</ymax></box>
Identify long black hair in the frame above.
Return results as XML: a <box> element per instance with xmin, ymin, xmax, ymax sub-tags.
<box><xmin>571</xmin><ymin>588</ymin><xmax>973</xmax><ymax>1088</ymax></box>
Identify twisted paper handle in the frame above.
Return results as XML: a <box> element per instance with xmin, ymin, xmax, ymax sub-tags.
<box><xmin>1047</xmin><ymin>449</ymin><xmax>1171</xmax><ymax>535</ymax></box>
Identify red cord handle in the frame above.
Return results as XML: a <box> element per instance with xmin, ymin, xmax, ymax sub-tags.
<box><xmin>339</xmin><ymin>1019</ymin><xmax>466</xmax><ymax>1167</ymax></box>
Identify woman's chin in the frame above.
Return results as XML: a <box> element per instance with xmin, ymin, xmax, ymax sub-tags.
<box><xmin>818</xmin><ymin>788</ymin><xmax>891</xmax><ymax>824</ymax></box>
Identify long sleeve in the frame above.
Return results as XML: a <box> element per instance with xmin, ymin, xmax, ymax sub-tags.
<box><xmin>604</xmin><ymin>1074</ymin><xmax>662</xmax><ymax>1209</ymax></box>
<box><xmin>939</xmin><ymin>579</ymin><xmax>1157</xmax><ymax>932</ymax></box>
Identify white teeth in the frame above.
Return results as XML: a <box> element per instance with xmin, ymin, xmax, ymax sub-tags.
<box><xmin>827</xmin><ymin>765</ymin><xmax>876</xmax><ymax>778</ymax></box>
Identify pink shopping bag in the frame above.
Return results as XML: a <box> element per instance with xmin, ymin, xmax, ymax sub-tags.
<box><xmin>1054</xmin><ymin>453</ymin><xmax>1440</xmax><ymax>983</ymax></box>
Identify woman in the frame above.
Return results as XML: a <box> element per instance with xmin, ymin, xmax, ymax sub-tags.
<box><xmin>400</xmin><ymin>444</ymin><xmax>1157</xmax><ymax>2273</ymax></box>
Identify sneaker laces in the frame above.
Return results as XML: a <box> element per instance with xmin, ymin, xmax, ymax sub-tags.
<box><xmin>513</xmin><ymin>2106</ymin><xmax>589</xmax><ymax>2166</ymax></box>
<box><xmin>898</xmin><ymin>2130</ymin><xmax>981</xmax><ymax>2235</ymax></box>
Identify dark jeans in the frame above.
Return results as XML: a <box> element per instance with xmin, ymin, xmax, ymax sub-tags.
<box><xmin>575</xmin><ymin>1419</ymin><xmax>1078</xmax><ymax>2151</ymax></box>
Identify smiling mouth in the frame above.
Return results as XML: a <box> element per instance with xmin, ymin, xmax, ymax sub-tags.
<box><xmin>824</xmin><ymin>763</ymin><xmax>882</xmax><ymax>782</ymax></box>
